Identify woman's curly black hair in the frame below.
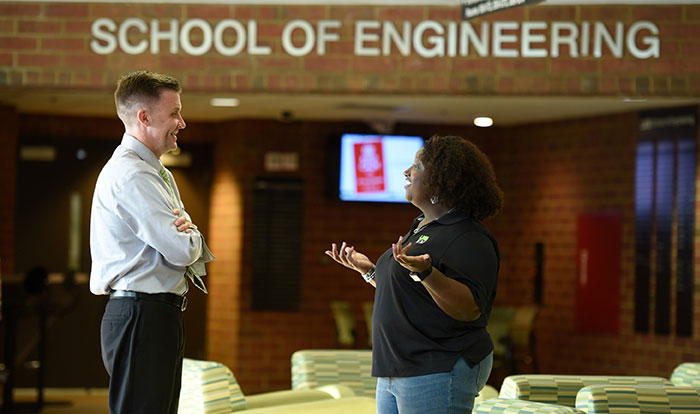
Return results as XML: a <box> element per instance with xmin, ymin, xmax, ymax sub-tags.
<box><xmin>420</xmin><ymin>135</ymin><xmax>503</xmax><ymax>220</ymax></box>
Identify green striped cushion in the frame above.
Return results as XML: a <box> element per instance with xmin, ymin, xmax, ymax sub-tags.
<box><xmin>500</xmin><ymin>375</ymin><xmax>671</xmax><ymax>407</ymax></box>
<box><xmin>475</xmin><ymin>398</ymin><xmax>585</xmax><ymax>414</ymax></box>
<box><xmin>576</xmin><ymin>384</ymin><xmax>700</xmax><ymax>413</ymax></box>
<box><xmin>670</xmin><ymin>363</ymin><xmax>700</xmax><ymax>387</ymax></box>
<box><xmin>179</xmin><ymin>358</ymin><xmax>247</xmax><ymax>413</ymax></box>
<box><xmin>291</xmin><ymin>350</ymin><xmax>376</xmax><ymax>398</ymax></box>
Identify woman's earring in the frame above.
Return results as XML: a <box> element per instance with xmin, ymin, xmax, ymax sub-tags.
<box><xmin>430</xmin><ymin>196</ymin><xmax>438</xmax><ymax>205</ymax></box>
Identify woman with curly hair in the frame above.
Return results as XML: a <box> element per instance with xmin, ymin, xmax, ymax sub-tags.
<box><xmin>326</xmin><ymin>135</ymin><xmax>503</xmax><ymax>413</ymax></box>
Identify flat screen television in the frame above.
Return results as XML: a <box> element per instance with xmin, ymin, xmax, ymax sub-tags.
<box><xmin>338</xmin><ymin>133</ymin><xmax>424</xmax><ymax>203</ymax></box>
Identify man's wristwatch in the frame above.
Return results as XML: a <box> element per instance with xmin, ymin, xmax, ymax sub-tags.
<box><xmin>409</xmin><ymin>266</ymin><xmax>433</xmax><ymax>282</ymax></box>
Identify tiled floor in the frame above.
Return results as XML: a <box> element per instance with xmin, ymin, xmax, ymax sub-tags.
<box><xmin>2</xmin><ymin>389</ymin><xmax>109</xmax><ymax>414</ymax></box>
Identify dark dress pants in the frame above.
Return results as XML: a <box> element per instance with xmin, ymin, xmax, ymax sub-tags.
<box><xmin>100</xmin><ymin>296</ymin><xmax>185</xmax><ymax>414</ymax></box>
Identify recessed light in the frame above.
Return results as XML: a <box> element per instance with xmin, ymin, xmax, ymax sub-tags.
<box><xmin>210</xmin><ymin>97</ymin><xmax>240</xmax><ymax>107</ymax></box>
<box><xmin>474</xmin><ymin>116</ymin><xmax>493</xmax><ymax>127</ymax></box>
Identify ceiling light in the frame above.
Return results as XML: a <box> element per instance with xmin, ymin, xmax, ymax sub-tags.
<box><xmin>474</xmin><ymin>116</ymin><xmax>493</xmax><ymax>127</ymax></box>
<box><xmin>210</xmin><ymin>97</ymin><xmax>240</xmax><ymax>107</ymax></box>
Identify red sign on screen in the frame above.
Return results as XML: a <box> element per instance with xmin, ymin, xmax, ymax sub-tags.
<box><xmin>354</xmin><ymin>142</ymin><xmax>385</xmax><ymax>193</ymax></box>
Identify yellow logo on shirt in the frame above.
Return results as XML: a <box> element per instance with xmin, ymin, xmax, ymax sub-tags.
<box><xmin>417</xmin><ymin>235</ymin><xmax>429</xmax><ymax>244</ymax></box>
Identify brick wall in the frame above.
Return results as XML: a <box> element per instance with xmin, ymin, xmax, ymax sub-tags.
<box><xmin>1</xmin><ymin>3</ymin><xmax>700</xmax><ymax>96</ymax></box>
<box><xmin>496</xmin><ymin>112</ymin><xmax>700</xmax><ymax>377</ymax></box>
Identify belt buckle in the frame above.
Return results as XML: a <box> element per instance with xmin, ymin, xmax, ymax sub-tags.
<box><xmin>180</xmin><ymin>297</ymin><xmax>188</xmax><ymax>311</ymax></box>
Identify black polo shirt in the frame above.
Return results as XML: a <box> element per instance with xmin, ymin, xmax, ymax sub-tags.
<box><xmin>371</xmin><ymin>210</ymin><xmax>500</xmax><ymax>377</ymax></box>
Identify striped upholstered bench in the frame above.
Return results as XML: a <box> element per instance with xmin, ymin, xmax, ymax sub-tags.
<box><xmin>290</xmin><ymin>349</ymin><xmax>499</xmax><ymax>402</ymax></box>
<box><xmin>179</xmin><ymin>358</ymin><xmax>354</xmax><ymax>414</ymax></box>
<box><xmin>576</xmin><ymin>384</ymin><xmax>700</xmax><ymax>414</ymax></box>
<box><xmin>179</xmin><ymin>358</ymin><xmax>248</xmax><ymax>413</ymax></box>
<box><xmin>499</xmin><ymin>375</ymin><xmax>672</xmax><ymax>407</ymax></box>
<box><xmin>475</xmin><ymin>398</ymin><xmax>584</xmax><ymax>414</ymax></box>
<box><xmin>291</xmin><ymin>350</ymin><xmax>377</xmax><ymax>398</ymax></box>
<box><xmin>670</xmin><ymin>362</ymin><xmax>700</xmax><ymax>387</ymax></box>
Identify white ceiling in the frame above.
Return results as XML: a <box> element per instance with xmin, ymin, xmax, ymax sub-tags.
<box><xmin>1</xmin><ymin>88</ymin><xmax>698</xmax><ymax>127</ymax></box>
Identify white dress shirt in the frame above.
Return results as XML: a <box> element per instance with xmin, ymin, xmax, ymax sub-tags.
<box><xmin>90</xmin><ymin>134</ymin><xmax>211</xmax><ymax>295</ymax></box>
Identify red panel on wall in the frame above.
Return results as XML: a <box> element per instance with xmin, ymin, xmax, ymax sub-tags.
<box><xmin>575</xmin><ymin>212</ymin><xmax>622</xmax><ymax>334</ymax></box>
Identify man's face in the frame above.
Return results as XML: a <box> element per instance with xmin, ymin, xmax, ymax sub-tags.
<box><xmin>143</xmin><ymin>89</ymin><xmax>186</xmax><ymax>157</ymax></box>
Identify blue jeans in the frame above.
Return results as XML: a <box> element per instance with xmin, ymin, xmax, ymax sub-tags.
<box><xmin>376</xmin><ymin>353</ymin><xmax>493</xmax><ymax>414</ymax></box>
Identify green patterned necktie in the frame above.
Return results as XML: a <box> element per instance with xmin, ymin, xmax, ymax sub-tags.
<box><xmin>159</xmin><ymin>165</ymin><xmax>208</xmax><ymax>294</ymax></box>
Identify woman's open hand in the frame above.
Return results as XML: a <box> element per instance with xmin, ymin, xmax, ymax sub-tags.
<box><xmin>325</xmin><ymin>242</ymin><xmax>374</xmax><ymax>275</ymax></box>
<box><xmin>392</xmin><ymin>235</ymin><xmax>431</xmax><ymax>273</ymax></box>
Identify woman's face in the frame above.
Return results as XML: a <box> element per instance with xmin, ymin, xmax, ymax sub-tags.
<box><xmin>403</xmin><ymin>148</ymin><xmax>430</xmax><ymax>206</ymax></box>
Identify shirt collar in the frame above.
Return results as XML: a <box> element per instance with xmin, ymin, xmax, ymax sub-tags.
<box><xmin>121</xmin><ymin>133</ymin><xmax>161</xmax><ymax>170</ymax></box>
<box><xmin>410</xmin><ymin>209</ymin><xmax>470</xmax><ymax>232</ymax></box>
<box><xmin>436</xmin><ymin>209</ymin><xmax>470</xmax><ymax>225</ymax></box>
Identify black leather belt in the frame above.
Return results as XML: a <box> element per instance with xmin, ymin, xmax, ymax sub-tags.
<box><xmin>110</xmin><ymin>290</ymin><xmax>187</xmax><ymax>311</ymax></box>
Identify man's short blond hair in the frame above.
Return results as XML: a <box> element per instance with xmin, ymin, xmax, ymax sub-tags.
<box><xmin>114</xmin><ymin>71</ymin><xmax>181</xmax><ymax>123</ymax></box>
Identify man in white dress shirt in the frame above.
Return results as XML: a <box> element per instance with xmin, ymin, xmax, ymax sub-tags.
<box><xmin>90</xmin><ymin>71</ymin><xmax>213</xmax><ymax>413</ymax></box>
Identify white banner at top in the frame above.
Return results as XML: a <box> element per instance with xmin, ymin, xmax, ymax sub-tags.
<box><xmin>462</xmin><ymin>0</ymin><xmax>545</xmax><ymax>20</ymax></box>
